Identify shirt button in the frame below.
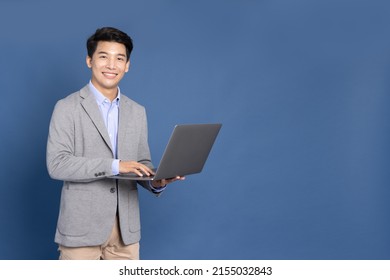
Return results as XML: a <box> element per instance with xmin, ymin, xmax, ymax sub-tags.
<box><xmin>110</xmin><ymin>188</ymin><xmax>116</xmax><ymax>193</ymax></box>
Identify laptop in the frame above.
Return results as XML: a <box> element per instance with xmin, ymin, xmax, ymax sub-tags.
<box><xmin>111</xmin><ymin>123</ymin><xmax>222</xmax><ymax>181</ymax></box>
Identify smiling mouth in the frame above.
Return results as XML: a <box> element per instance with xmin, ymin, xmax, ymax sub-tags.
<box><xmin>102</xmin><ymin>72</ymin><xmax>118</xmax><ymax>78</ymax></box>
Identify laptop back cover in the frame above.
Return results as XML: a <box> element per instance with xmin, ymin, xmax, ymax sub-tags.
<box><xmin>153</xmin><ymin>123</ymin><xmax>222</xmax><ymax>180</ymax></box>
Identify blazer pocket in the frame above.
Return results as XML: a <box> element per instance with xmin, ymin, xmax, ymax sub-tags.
<box><xmin>128</xmin><ymin>190</ymin><xmax>141</xmax><ymax>233</ymax></box>
<box><xmin>58</xmin><ymin>189</ymin><xmax>92</xmax><ymax>237</ymax></box>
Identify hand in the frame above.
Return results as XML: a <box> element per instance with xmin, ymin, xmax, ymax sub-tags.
<box><xmin>119</xmin><ymin>161</ymin><xmax>154</xmax><ymax>177</ymax></box>
<box><xmin>151</xmin><ymin>176</ymin><xmax>186</xmax><ymax>188</ymax></box>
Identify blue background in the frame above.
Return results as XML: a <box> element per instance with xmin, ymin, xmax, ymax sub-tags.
<box><xmin>1</xmin><ymin>0</ymin><xmax>389</xmax><ymax>260</ymax></box>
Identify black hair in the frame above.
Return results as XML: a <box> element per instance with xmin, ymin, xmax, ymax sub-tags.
<box><xmin>86</xmin><ymin>27</ymin><xmax>133</xmax><ymax>61</ymax></box>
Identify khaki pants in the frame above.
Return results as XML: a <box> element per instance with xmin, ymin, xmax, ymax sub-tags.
<box><xmin>58</xmin><ymin>216</ymin><xmax>139</xmax><ymax>260</ymax></box>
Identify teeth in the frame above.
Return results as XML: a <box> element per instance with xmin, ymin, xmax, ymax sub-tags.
<box><xmin>103</xmin><ymin>72</ymin><xmax>117</xmax><ymax>78</ymax></box>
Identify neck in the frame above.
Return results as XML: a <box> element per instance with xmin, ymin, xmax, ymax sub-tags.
<box><xmin>90</xmin><ymin>81</ymin><xmax>118</xmax><ymax>102</ymax></box>
<box><xmin>101</xmin><ymin>89</ymin><xmax>118</xmax><ymax>102</ymax></box>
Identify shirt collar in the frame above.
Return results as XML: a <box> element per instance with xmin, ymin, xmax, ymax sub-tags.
<box><xmin>88</xmin><ymin>81</ymin><xmax>121</xmax><ymax>105</ymax></box>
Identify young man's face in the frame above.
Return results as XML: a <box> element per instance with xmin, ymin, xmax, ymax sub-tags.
<box><xmin>86</xmin><ymin>41</ymin><xmax>130</xmax><ymax>97</ymax></box>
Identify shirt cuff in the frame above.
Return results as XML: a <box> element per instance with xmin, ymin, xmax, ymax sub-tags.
<box><xmin>112</xmin><ymin>159</ymin><xmax>120</xmax><ymax>175</ymax></box>
<box><xmin>149</xmin><ymin>181</ymin><xmax>167</xmax><ymax>193</ymax></box>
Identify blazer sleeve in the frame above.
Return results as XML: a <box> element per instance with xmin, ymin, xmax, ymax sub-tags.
<box><xmin>46</xmin><ymin>99</ymin><xmax>113</xmax><ymax>182</ymax></box>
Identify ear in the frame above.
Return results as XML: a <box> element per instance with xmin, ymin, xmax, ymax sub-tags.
<box><xmin>125</xmin><ymin>60</ymin><xmax>130</xmax><ymax>73</ymax></box>
<box><xmin>86</xmin><ymin>56</ymin><xmax>92</xmax><ymax>68</ymax></box>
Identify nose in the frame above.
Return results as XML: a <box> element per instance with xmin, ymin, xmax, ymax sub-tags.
<box><xmin>106</xmin><ymin>58</ymin><xmax>116</xmax><ymax>69</ymax></box>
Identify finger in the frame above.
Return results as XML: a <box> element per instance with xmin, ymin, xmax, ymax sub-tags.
<box><xmin>165</xmin><ymin>176</ymin><xmax>184</xmax><ymax>184</ymax></box>
<box><xmin>172</xmin><ymin>176</ymin><xmax>185</xmax><ymax>181</ymax></box>
<box><xmin>133</xmin><ymin>167</ymin><xmax>145</xmax><ymax>177</ymax></box>
<box><xmin>153</xmin><ymin>176</ymin><xmax>185</xmax><ymax>187</ymax></box>
<box><xmin>137</xmin><ymin>164</ymin><xmax>155</xmax><ymax>176</ymax></box>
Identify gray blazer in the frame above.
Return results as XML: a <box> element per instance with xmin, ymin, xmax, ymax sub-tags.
<box><xmin>47</xmin><ymin>85</ymin><xmax>158</xmax><ymax>247</ymax></box>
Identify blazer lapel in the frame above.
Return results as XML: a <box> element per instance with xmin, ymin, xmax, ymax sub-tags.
<box><xmin>118</xmin><ymin>97</ymin><xmax>130</xmax><ymax>158</ymax></box>
<box><xmin>79</xmin><ymin>86</ymin><xmax>114</xmax><ymax>155</ymax></box>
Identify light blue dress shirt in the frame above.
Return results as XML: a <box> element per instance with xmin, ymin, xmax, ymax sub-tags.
<box><xmin>89</xmin><ymin>81</ymin><xmax>165</xmax><ymax>193</ymax></box>
<box><xmin>89</xmin><ymin>81</ymin><xmax>120</xmax><ymax>174</ymax></box>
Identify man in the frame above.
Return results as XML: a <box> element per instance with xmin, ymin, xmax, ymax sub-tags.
<box><xmin>46</xmin><ymin>27</ymin><xmax>184</xmax><ymax>260</ymax></box>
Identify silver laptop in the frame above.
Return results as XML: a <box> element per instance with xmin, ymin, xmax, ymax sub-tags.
<box><xmin>111</xmin><ymin>123</ymin><xmax>222</xmax><ymax>181</ymax></box>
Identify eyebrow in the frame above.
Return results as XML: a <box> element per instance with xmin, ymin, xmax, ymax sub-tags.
<box><xmin>97</xmin><ymin>51</ymin><xmax>127</xmax><ymax>58</ymax></box>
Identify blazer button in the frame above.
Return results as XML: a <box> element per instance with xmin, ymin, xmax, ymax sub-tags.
<box><xmin>110</xmin><ymin>188</ymin><xmax>116</xmax><ymax>193</ymax></box>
